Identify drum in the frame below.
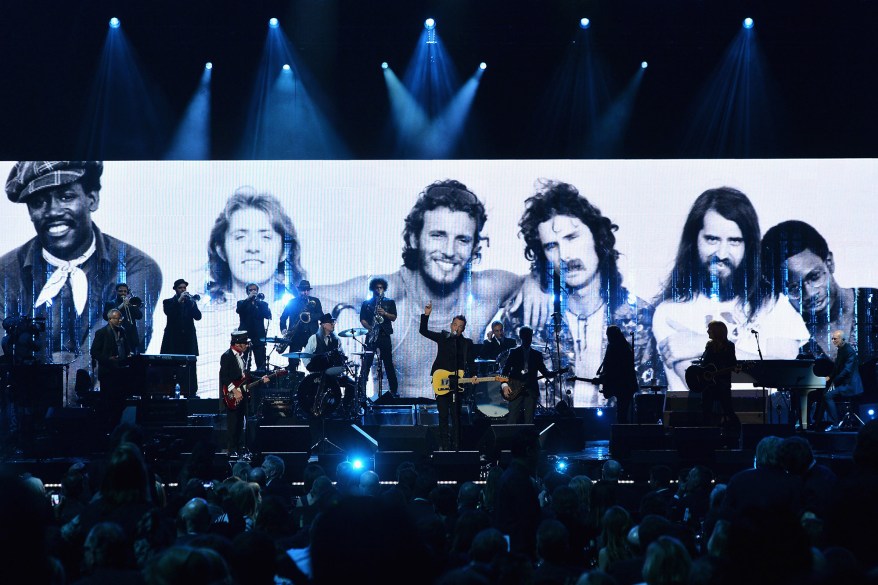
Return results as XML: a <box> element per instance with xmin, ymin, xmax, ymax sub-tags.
<box><xmin>306</xmin><ymin>349</ymin><xmax>346</xmax><ymax>373</ymax></box>
<box><xmin>295</xmin><ymin>372</ymin><xmax>342</xmax><ymax>419</ymax></box>
<box><xmin>473</xmin><ymin>381</ymin><xmax>509</xmax><ymax>419</ymax></box>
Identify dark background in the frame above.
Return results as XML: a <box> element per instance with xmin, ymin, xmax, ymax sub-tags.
<box><xmin>1</xmin><ymin>0</ymin><xmax>875</xmax><ymax>159</ymax></box>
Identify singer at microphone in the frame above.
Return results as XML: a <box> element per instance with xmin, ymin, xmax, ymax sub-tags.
<box><xmin>420</xmin><ymin>301</ymin><xmax>477</xmax><ymax>451</ymax></box>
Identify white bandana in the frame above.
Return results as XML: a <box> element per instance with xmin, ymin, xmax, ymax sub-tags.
<box><xmin>34</xmin><ymin>238</ymin><xmax>97</xmax><ymax>315</ymax></box>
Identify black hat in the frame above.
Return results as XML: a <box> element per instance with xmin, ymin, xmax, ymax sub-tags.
<box><xmin>320</xmin><ymin>313</ymin><xmax>336</xmax><ymax>323</ymax></box>
<box><xmin>173</xmin><ymin>278</ymin><xmax>189</xmax><ymax>288</ymax></box>
<box><xmin>297</xmin><ymin>279</ymin><xmax>312</xmax><ymax>290</ymax></box>
<box><xmin>6</xmin><ymin>161</ymin><xmax>103</xmax><ymax>203</ymax></box>
<box><xmin>230</xmin><ymin>331</ymin><xmax>250</xmax><ymax>344</ymax></box>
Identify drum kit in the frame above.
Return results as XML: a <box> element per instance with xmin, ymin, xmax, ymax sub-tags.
<box><xmin>278</xmin><ymin>326</ymin><xmax>370</xmax><ymax>421</ymax></box>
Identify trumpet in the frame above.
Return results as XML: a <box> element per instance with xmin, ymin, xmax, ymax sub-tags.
<box><xmin>255</xmin><ymin>292</ymin><xmax>265</xmax><ymax>301</ymax></box>
<box><xmin>117</xmin><ymin>295</ymin><xmax>143</xmax><ymax>310</ymax></box>
<box><xmin>182</xmin><ymin>292</ymin><xmax>201</xmax><ymax>302</ymax></box>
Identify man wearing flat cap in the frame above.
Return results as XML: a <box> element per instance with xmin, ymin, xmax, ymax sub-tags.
<box><xmin>0</xmin><ymin>161</ymin><xmax>162</xmax><ymax>383</ymax></box>
<box><xmin>279</xmin><ymin>279</ymin><xmax>323</xmax><ymax>371</ymax></box>
<box><xmin>220</xmin><ymin>331</ymin><xmax>270</xmax><ymax>459</ymax></box>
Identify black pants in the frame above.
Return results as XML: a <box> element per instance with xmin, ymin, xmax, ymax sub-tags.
<box><xmin>702</xmin><ymin>384</ymin><xmax>738</xmax><ymax>425</ymax></box>
<box><xmin>251</xmin><ymin>343</ymin><xmax>267</xmax><ymax>371</ymax></box>
<box><xmin>506</xmin><ymin>392</ymin><xmax>536</xmax><ymax>424</ymax></box>
<box><xmin>227</xmin><ymin>400</ymin><xmax>246</xmax><ymax>453</ymax></box>
<box><xmin>436</xmin><ymin>391</ymin><xmax>462</xmax><ymax>450</ymax></box>
<box><xmin>359</xmin><ymin>334</ymin><xmax>398</xmax><ymax>394</ymax></box>
<box><xmin>615</xmin><ymin>394</ymin><xmax>633</xmax><ymax>424</ymax></box>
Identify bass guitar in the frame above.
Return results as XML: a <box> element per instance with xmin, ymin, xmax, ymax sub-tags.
<box><xmin>222</xmin><ymin>369</ymin><xmax>288</xmax><ymax>410</ymax></box>
<box><xmin>567</xmin><ymin>375</ymin><xmax>617</xmax><ymax>398</ymax></box>
<box><xmin>432</xmin><ymin>369</ymin><xmax>508</xmax><ymax>396</ymax></box>
<box><xmin>684</xmin><ymin>362</ymin><xmax>745</xmax><ymax>394</ymax></box>
<box><xmin>503</xmin><ymin>367</ymin><xmax>569</xmax><ymax>401</ymax></box>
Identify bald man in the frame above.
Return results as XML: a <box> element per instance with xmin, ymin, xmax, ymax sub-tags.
<box><xmin>822</xmin><ymin>330</ymin><xmax>864</xmax><ymax>431</ymax></box>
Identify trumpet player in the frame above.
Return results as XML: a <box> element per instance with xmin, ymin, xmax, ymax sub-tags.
<box><xmin>160</xmin><ymin>278</ymin><xmax>202</xmax><ymax>394</ymax></box>
<box><xmin>237</xmin><ymin>283</ymin><xmax>271</xmax><ymax>370</ymax></box>
<box><xmin>279</xmin><ymin>279</ymin><xmax>323</xmax><ymax>370</ymax></box>
<box><xmin>359</xmin><ymin>277</ymin><xmax>399</xmax><ymax>399</ymax></box>
<box><xmin>103</xmin><ymin>282</ymin><xmax>143</xmax><ymax>354</ymax></box>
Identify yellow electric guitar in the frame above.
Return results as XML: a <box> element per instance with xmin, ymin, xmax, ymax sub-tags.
<box><xmin>431</xmin><ymin>369</ymin><xmax>508</xmax><ymax>396</ymax></box>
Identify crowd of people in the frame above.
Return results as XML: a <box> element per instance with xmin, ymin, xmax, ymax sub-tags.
<box><xmin>4</xmin><ymin>420</ymin><xmax>878</xmax><ymax>585</ymax></box>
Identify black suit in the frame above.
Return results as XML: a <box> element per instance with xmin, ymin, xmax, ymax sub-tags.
<box><xmin>501</xmin><ymin>344</ymin><xmax>551</xmax><ymax>424</ymax></box>
<box><xmin>103</xmin><ymin>296</ymin><xmax>143</xmax><ymax>353</ymax></box>
<box><xmin>90</xmin><ymin>323</ymin><xmax>132</xmax><ymax>430</ymax></box>
<box><xmin>419</xmin><ymin>314</ymin><xmax>476</xmax><ymax>450</ymax></box>
<box><xmin>160</xmin><ymin>294</ymin><xmax>202</xmax><ymax>395</ymax></box>
<box><xmin>480</xmin><ymin>336</ymin><xmax>516</xmax><ymax>361</ymax></box>
<box><xmin>597</xmin><ymin>341</ymin><xmax>639</xmax><ymax>423</ymax></box>
<box><xmin>279</xmin><ymin>295</ymin><xmax>323</xmax><ymax>370</ymax></box>
<box><xmin>237</xmin><ymin>297</ymin><xmax>272</xmax><ymax>370</ymax></box>
<box><xmin>220</xmin><ymin>348</ymin><xmax>247</xmax><ymax>454</ymax></box>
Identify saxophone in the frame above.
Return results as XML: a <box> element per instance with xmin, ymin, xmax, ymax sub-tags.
<box><xmin>365</xmin><ymin>292</ymin><xmax>384</xmax><ymax>349</ymax></box>
<box><xmin>277</xmin><ymin>298</ymin><xmax>316</xmax><ymax>352</ymax></box>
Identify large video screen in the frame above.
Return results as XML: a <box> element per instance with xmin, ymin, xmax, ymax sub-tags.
<box><xmin>1</xmin><ymin>160</ymin><xmax>875</xmax><ymax>404</ymax></box>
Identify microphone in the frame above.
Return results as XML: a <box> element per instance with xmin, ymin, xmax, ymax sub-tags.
<box><xmin>750</xmin><ymin>329</ymin><xmax>759</xmax><ymax>335</ymax></box>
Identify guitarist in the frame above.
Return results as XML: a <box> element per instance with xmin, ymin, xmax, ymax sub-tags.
<box><xmin>359</xmin><ymin>278</ymin><xmax>399</xmax><ymax>399</ymax></box>
<box><xmin>500</xmin><ymin>326</ymin><xmax>552</xmax><ymax>424</ymax></box>
<box><xmin>596</xmin><ymin>325</ymin><xmax>639</xmax><ymax>424</ymax></box>
<box><xmin>420</xmin><ymin>302</ymin><xmax>477</xmax><ymax>451</ymax></box>
<box><xmin>700</xmin><ymin>320</ymin><xmax>739</xmax><ymax>427</ymax></box>
<box><xmin>221</xmin><ymin>331</ymin><xmax>270</xmax><ymax>459</ymax></box>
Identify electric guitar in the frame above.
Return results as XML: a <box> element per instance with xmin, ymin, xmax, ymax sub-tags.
<box><xmin>567</xmin><ymin>375</ymin><xmax>616</xmax><ymax>397</ymax></box>
<box><xmin>503</xmin><ymin>367</ymin><xmax>569</xmax><ymax>401</ymax></box>
<box><xmin>431</xmin><ymin>369</ymin><xmax>508</xmax><ymax>396</ymax></box>
<box><xmin>684</xmin><ymin>362</ymin><xmax>746</xmax><ymax>394</ymax></box>
<box><xmin>222</xmin><ymin>369</ymin><xmax>288</xmax><ymax>410</ymax></box>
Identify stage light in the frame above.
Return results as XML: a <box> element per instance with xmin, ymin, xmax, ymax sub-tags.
<box><xmin>425</xmin><ymin>18</ymin><xmax>436</xmax><ymax>30</ymax></box>
<box><xmin>869</xmin><ymin>408</ymin><xmax>875</xmax><ymax>417</ymax></box>
<box><xmin>205</xmin><ymin>62</ymin><xmax>213</xmax><ymax>71</ymax></box>
<box><xmin>351</xmin><ymin>458</ymin><xmax>365</xmax><ymax>471</ymax></box>
<box><xmin>641</xmin><ymin>61</ymin><xmax>648</xmax><ymax>69</ymax></box>
<box><xmin>580</xmin><ymin>18</ymin><xmax>590</xmax><ymax>29</ymax></box>
<box><xmin>596</xmin><ymin>408</ymin><xmax>604</xmax><ymax>417</ymax></box>
<box><xmin>555</xmin><ymin>459</ymin><xmax>568</xmax><ymax>472</ymax></box>
<box><xmin>280</xmin><ymin>293</ymin><xmax>295</xmax><ymax>305</ymax></box>
<box><xmin>479</xmin><ymin>62</ymin><xmax>487</xmax><ymax>70</ymax></box>
<box><xmin>743</xmin><ymin>17</ymin><xmax>754</xmax><ymax>29</ymax></box>
<box><xmin>269</xmin><ymin>17</ymin><xmax>279</xmax><ymax>28</ymax></box>
<box><xmin>109</xmin><ymin>17</ymin><xmax>120</xmax><ymax>29</ymax></box>
<box><xmin>282</xmin><ymin>64</ymin><xmax>291</xmax><ymax>71</ymax></box>
<box><xmin>381</xmin><ymin>61</ymin><xmax>388</xmax><ymax>70</ymax></box>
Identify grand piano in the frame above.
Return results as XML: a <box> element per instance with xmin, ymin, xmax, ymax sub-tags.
<box><xmin>736</xmin><ymin>359</ymin><xmax>827</xmax><ymax>429</ymax></box>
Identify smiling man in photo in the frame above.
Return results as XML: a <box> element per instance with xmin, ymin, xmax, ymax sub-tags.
<box><xmin>0</xmin><ymin>161</ymin><xmax>162</xmax><ymax>377</ymax></box>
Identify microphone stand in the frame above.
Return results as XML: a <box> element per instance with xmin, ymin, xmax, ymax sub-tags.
<box><xmin>752</xmin><ymin>330</ymin><xmax>771</xmax><ymax>425</ymax></box>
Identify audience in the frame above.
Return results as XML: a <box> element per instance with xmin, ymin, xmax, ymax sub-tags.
<box><xmin>5</xmin><ymin>419</ymin><xmax>878</xmax><ymax>585</ymax></box>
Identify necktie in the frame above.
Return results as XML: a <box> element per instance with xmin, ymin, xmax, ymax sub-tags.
<box><xmin>35</xmin><ymin>238</ymin><xmax>97</xmax><ymax>315</ymax></box>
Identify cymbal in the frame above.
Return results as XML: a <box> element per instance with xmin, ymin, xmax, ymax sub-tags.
<box><xmin>338</xmin><ymin>327</ymin><xmax>369</xmax><ymax>338</ymax></box>
<box><xmin>280</xmin><ymin>352</ymin><xmax>313</xmax><ymax>359</ymax></box>
<box><xmin>474</xmin><ymin>358</ymin><xmax>496</xmax><ymax>363</ymax></box>
<box><xmin>350</xmin><ymin>351</ymin><xmax>374</xmax><ymax>357</ymax></box>
<box><xmin>260</xmin><ymin>337</ymin><xmax>285</xmax><ymax>344</ymax></box>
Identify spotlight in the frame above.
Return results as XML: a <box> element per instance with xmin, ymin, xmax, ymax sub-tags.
<box><xmin>596</xmin><ymin>408</ymin><xmax>604</xmax><ymax>417</ymax></box>
<box><xmin>205</xmin><ymin>62</ymin><xmax>213</xmax><ymax>71</ymax></box>
<box><xmin>743</xmin><ymin>17</ymin><xmax>754</xmax><ymax>29</ymax></box>
<box><xmin>479</xmin><ymin>62</ymin><xmax>487</xmax><ymax>70</ymax></box>
<box><xmin>579</xmin><ymin>18</ymin><xmax>590</xmax><ymax>29</ymax></box>
<box><xmin>282</xmin><ymin>64</ymin><xmax>291</xmax><ymax>71</ymax></box>
<box><xmin>269</xmin><ymin>17</ymin><xmax>279</xmax><ymax>28</ymax></box>
<box><xmin>351</xmin><ymin>458</ymin><xmax>365</xmax><ymax>471</ymax></box>
<box><xmin>381</xmin><ymin>61</ymin><xmax>388</xmax><ymax>70</ymax></box>
<box><xmin>641</xmin><ymin>61</ymin><xmax>648</xmax><ymax>69</ymax></box>
<box><xmin>869</xmin><ymin>409</ymin><xmax>876</xmax><ymax>417</ymax></box>
<box><xmin>109</xmin><ymin>17</ymin><xmax>120</xmax><ymax>29</ymax></box>
<box><xmin>424</xmin><ymin>18</ymin><xmax>436</xmax><ymax>30</ymax></box>
<box><xmin>555</xmin><ymin>459</ymin><xmax>568</xmax><ymax>472</ymax></box>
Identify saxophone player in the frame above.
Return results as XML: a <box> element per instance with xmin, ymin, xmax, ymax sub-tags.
<box><xmin>359</xmin><ymin>278</ymin><xmax>399</xmax><ymax>399</ymax></box>
<box><xmin>279</xmin><ymin>279</ymin><xmax>323</xmax><ymax>370</ymax></box>
<box><xmin>103</xmin><ymin>282</ymin><xmax>143</xmax><ymax>354</ymax></box>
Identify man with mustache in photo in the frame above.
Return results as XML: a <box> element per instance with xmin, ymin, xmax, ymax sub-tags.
<box><xmin>653</xmin><ymin>187</ymin><xmax>808</xmax><ymax>392</ymax></box>
<box><xmin>500</xmin><ymin>180</ymin><xmax>663</xmax><ymax>406</ymax></box>
<box><xmin>0</xmin><ymin>161</ymin><xmax>162</xmax><ymax>378</ymax></box>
